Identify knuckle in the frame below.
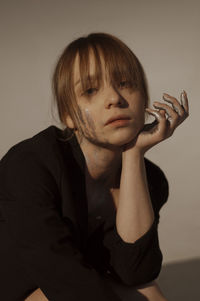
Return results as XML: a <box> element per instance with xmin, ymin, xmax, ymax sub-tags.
<box><xmin>158</xmin><ymin>130</ymin><xmax>167</xmax><ymax>140</ymax></box>
<box><xmin>173</xmin><ymin>97</ymin><xmax>178</xmax><ymax>102</ymax></box>
<box><xmin>159</xmin><ymin>111</ymin><xmax>167</xmax><ymax>119</ymax></box>
<box><xmin>169</xmin><ymin>131</ymin><xmax>174</xmax><ymax>138</ymax></box>
<box><xmin>174</xmin><ymin>113</ymin><xmax>180</xmax><ymax>120</ymax></box>
<box><xmin>174</xmin><ymin>119</ymin><xmax>180</xmax><ymax>127</ymax></box>
<box><xmin>169</xmin><ymin>97</ymin><xmax>176</xmax><ymax>103</ymax></box>
<box><xmin>160</xmin><ymin>134</ymin><xmax>166</xmax><ymax>141</ymax></box>
<box><xmin>179</xmin><ymin>111</ymin><xmax>185</xmax><ymax>118</ymax></box>
<box><xmin>161</xmin><ymin>103</ymin><xmax>168</xmax><ymax>109</ymax></box>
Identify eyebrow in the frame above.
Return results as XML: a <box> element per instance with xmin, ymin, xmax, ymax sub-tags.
<box><xmin>75</xmin><ymin>74</ymin><xmax>100</xmax><ymax>87</ymax></box>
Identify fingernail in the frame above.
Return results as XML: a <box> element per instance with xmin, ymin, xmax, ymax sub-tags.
<box><xmin>181</xmin><ymin>91</ymin><xmax>187</xmax><ymax>107</ymax></box>
<box><xmin>163</xmin><ymin>93</ymin><xmax>169</xmax><ymax>98</ymax></box>
<box><xmin>152</xmin><ymin>111</ymin><xmax>160</xmax><ymax>119</ymax></box>
<box><xmin>145</xmin><ymin>108</ymin><xmax>159</xmax><ymax>118</ymax></box>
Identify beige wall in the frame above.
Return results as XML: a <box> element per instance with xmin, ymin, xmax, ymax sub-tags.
<box><xmin>0</xmin><ymin>0</ymin><xmax>199</xmax><ymax>266</ymax></box>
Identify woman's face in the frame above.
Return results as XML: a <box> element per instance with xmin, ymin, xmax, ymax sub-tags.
<box><xmin>67</xmin><ymin>51</ymin><xmax>146</xmax><ymax>149</ymax></box>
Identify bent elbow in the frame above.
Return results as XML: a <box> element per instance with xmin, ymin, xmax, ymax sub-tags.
<box><xmin>118</xmin><ymin>249</ymin><xmax>163</xmax><ymax>287</ymax></box>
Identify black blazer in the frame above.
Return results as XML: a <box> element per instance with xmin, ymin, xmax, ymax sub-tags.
<box><xmin>0</xmin><ymin>125</ymin><xmax>169</xmax><ymax>301</ymax></box>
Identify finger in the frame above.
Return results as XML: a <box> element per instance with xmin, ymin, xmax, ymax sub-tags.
<box><xmin>145</xmin><ymin>107</ymin><xmax>165</xmax><ymax>121</ymax></box>
<box><xmin>181</xmin><ymin>90</ymin><xmax>189</xmax><ymax>114</ymax></box>
<box><xmin>153</xmin><ymin>101</ymin><xmax>180</xmax><ymax>129</ymax></box>
<box><xmin>163</xmin><ymin>93</ymin><xmax>185</xmax><ymax>117</ymax></box>
<box><xmin>145</xmin><ymin>108</ymin><xmax>168</xmax><ymax>140</ymax></box>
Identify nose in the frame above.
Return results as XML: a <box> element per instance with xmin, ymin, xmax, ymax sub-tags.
<box><xmin>105</xmin><ymin>85</ymin><xmax>123</xmax><ymax>108</ymax></box>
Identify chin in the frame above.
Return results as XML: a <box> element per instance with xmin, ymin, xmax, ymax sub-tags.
<box><xmin>108</xmin><ymin>129</ymin><xmax>139</xmax><ymax>147</ymax></box>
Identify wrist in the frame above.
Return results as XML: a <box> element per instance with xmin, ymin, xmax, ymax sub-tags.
<box><xmin>122</xmin><ymin>150</ymin><xmax>145</xmax><ymax>171</ymax></box>
<box><xmin>122</xmin><ymin>147</ymin><xmax>145</xmax><ymax>161</ymax></box>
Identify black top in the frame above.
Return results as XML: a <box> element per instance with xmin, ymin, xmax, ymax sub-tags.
<box><xmin>0</xmin><ymin>125</ymin><xmax>169</xmax><ymax>301</ymax></box>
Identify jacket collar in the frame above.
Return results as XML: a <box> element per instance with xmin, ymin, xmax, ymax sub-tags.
<box><xmin>68</xmin><ymin>133</ymin><xmax>86</xmax><ymax>174</ymax></box>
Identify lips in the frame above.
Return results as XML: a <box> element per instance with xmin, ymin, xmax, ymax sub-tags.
<box><xmin>105</xmin><ymin>115</ymin><xmax>131</xmax><ymax>125</ymax></box>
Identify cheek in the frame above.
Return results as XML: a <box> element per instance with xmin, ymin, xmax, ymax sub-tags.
<box><xmin>139</xmin><ymin>108</ymin><xmax>145</xmax><ymax>123</ymax></box>
<box><xmin>132</xmin><ymin>104</ymin><xmax>145</xmax><ymax>129</ymax></box>
<box><xmin>131</xmin><ymin>100</ymin><xmax>145</xmax><ymax>118</ymax></box>
<box><xmin>139</xmin><ymin>111</ymin><xmax>145</xmax><ymax>127</ymax></box>
<box><xmin>84</xmin><ymin>108</ymin><xmax>96</xmax><ymax>129</ymax></box>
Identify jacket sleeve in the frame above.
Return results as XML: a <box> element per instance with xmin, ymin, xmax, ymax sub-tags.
<box><xmin>0</xmin><ymin>150</ymin><xmax>122</xmax><ymax>301</ymax></box>
<box><xmin>102</xmin><ymin>158</ymin><xmax>169</xmax><ymax>287</ymax></box>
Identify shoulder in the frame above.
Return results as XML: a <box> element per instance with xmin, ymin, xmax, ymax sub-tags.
<box><xmin>0</xmin><ymin>125</ymin><xmax>71</xmax><ymax>171</ymax></box>
<box><xmin>0</xmin><ymin>126</ymin><xmax>73</xmax><ymax>200</ymax></box>
<box><xmin>1</xmin><ymin>126</ymin><xmax>61</xmax><ymax>161</ymax></box>
<box><xmin>144</xmin><ymin>157</ymin><xmax>169</xmax><ymax>215</ymax></box>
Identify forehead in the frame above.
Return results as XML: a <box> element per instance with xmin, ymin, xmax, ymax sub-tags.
<box><xmin>73</xmin><ymin>50</ymin><xmax>107</xmax><ymax>86</ymax></box>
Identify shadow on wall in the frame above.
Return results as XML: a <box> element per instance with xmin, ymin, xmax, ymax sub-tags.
<box><xmin>157</xmin><ymin>257</ymin><xmax>200</xmax><ymax>300</ymax></box>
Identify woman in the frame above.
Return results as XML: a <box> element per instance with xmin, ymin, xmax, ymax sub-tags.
<box><xmin>0</xmin><ymin>33</ymin><xmax>189</xmax><ymax>301</ymax></box>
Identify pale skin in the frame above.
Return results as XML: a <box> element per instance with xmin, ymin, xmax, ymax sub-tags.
<box><xmin>25</xmin><ymin>51</ymin><xmax>189</xmax><ymax>300</ymax></box>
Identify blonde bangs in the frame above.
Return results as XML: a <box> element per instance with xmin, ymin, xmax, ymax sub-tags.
<box><xmin>76</xmin><ymin>36</ymin><xmax>147</xmax><ymax>99</ymax></box>
<box><xmin>78</xmin><ymin>43</ymin><xmax>103</xmax><ymax>92</ymax></box>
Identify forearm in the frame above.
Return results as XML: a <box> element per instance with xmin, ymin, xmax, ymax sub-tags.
<box><xmin>116</xmin><ymin>151</ymin><xmax>155</xmax><ymax>243</ymax></box>
<box><xmin>25</xmin><ymin>288</ymin><xmax>49</xmax><ymax>301</ymax></box>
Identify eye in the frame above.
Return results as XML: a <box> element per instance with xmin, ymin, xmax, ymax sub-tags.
<box><xmin>83</xmin><ymin>87</ymin><xmax>98</xmax><ymax>96</ymax></box>
<box><xmin>119</xmin><ymin>80</ymin><xmax>130</xmax><ymax>88</ymax></box>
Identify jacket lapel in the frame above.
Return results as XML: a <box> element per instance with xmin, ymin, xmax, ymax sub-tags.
<box><xmin>56</xmin><ymin>130</ymin><xmax>88</xmax><ymax>251</ymax></box>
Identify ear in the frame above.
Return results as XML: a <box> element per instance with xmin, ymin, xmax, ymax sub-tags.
<box><xmin>65</xmin><ymin>114</ymin><xmax>76</xmax><ymax>129</ymax></box>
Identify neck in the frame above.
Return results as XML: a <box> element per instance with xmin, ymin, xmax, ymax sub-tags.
<box><xmin>75</xmin><ymin>133</ymin><xmax>122</xmax><ymax>190</ymax></box>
